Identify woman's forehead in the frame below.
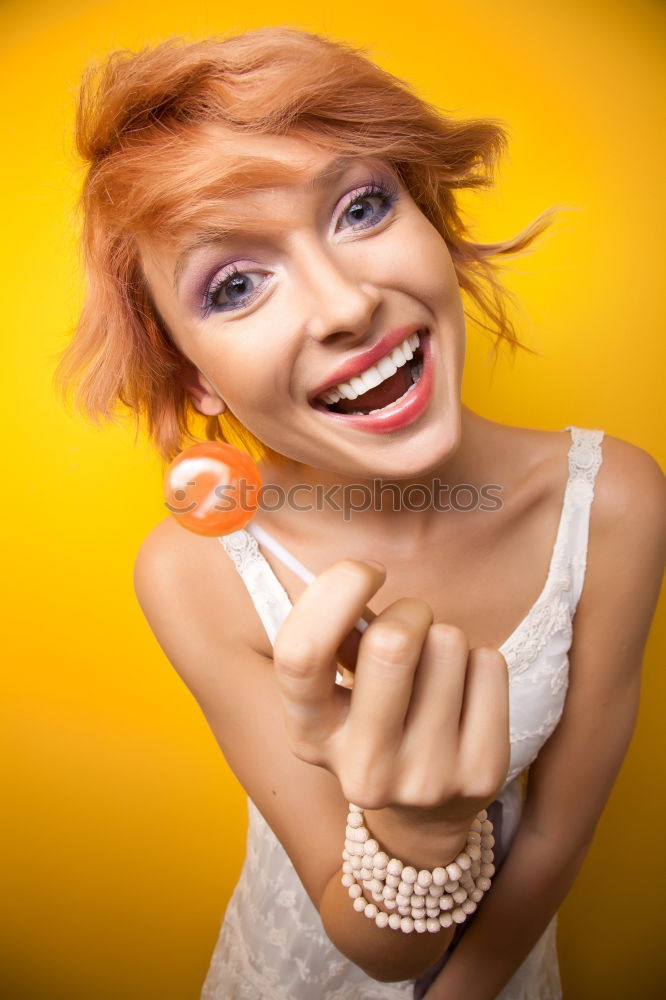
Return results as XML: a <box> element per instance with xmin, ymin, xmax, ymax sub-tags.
<box><xmin>203</xmin><ymin>129</ymin><xmax>328</xmax><ymax>169</ymax></box>
<box><xmin>193</xmin><ymin>127</ymin><xmax>357</xmax><ymax>192</ymax></box>
<box><xmin>146</xmin><ymin>129</ymin><xmax>394</xmax><ymax>255</ymax></box>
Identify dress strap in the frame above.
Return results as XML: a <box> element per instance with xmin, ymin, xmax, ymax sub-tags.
<box><xmin>217</xmin><ymin>529</ymin><xmax>293</xmax><ymax>646</ymax></box>
<box><xmin>247</xmin><ymin>522</ymin><xmax>316</xmax><ymax>584</ymax></box>
<box><xmin>557</xmin><ymin>426</ymin><xmax>605</xmax><ymax>611</ymax></box>
<box><xmin>218</xmin><ymin>528</ymin><xmax>346</xmax><ymax>684</ymax></box>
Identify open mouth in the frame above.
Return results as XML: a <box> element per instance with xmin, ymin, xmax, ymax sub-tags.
<box><xmin>312</xmin><ymin>330</ymin><xmax>426</xmax><ymax>417</ymax></box>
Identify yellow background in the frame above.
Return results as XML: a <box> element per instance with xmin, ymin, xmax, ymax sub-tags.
<box><xmin>2</xmin><ymin>0</ymin><xmax>664</xmax><ymax>997</ymax></box>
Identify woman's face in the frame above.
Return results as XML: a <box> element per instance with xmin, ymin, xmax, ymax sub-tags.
<box><xmin>141</xmin><ymin>132</ymin><xmax>467</xmax><ymax>482</ymax></box>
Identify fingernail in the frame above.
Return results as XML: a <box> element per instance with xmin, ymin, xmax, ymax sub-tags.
<box><xmin>363</xmin><ymin>560</ymin><xmax>386</xmax><ymax>572</ymax></box>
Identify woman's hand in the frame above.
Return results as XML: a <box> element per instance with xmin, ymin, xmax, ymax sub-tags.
<box><xmin>272</xmin><ymin>560</ymin><xmax>510</xmax><ymax>857</ymax></box>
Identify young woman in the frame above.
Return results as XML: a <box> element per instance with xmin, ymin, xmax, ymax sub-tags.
<box><xmin>56</xmin><ymin>27</ymin><xmax>665</xmax><ymax>1000</ymax></box>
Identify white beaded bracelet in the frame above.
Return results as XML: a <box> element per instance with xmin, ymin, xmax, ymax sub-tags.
<box><xmin>342</xmin><ymin>804</ymin><xmax>495</xmax><ymax>934</ymax></box>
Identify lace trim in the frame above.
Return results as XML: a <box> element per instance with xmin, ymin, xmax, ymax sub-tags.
<box><xmin>219</xmin><ymin>530</ymin><xmax>293</xmax><ymax>646</ymax></box>
<box><xmin>499</xmin><ymin>427</ymin><xmax>604</xmax><ymax>676</ymax></box>
<box><xmin>564</xmin><ymin>426</ymin><xmax>604</xmax><ymax>504</ymax></box>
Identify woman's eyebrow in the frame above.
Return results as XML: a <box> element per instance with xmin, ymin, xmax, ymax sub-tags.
<box><xmin>174</xmin><ymin>230</ymin><xmax>232</xmax><ymax>290</ymax></box>
<box><xmin>303</xmin><ymin>154</ymin><xmax>359</xmax><ymax>191</ymax></box>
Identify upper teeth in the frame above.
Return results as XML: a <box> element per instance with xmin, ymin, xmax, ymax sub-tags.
<box><xmin>319</xmin><ymin>332</ymin><xmax>421</xmax><ymax>405</ymax></box>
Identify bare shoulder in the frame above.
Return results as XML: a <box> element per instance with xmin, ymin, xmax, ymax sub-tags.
<box><xmin>133</xmin><ymin>516</ymin><xmax>273</xmax><ymax>665</ymax></box>
<box><xmin>504</xmin><ymin>422</ymin><xmax>665</xmax><ymax>533</ymax></box>
<box><xmin>498</xmin><ymin>421</ymin><xmax>665</xmax><ymax>618</ymax></box>
<box><xmin>592</xmin><ymin>432</ymin><xmax>666</xmax><ymax>533</ymax></box>
<box><xmin>573</xmin><ymin>432</ymin><xmax>665</xmax><ymax>678</ymax></box>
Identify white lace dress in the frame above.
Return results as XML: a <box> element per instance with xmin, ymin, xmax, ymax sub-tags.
<box><xmin>201</xmin><ymin>426</ymin><xmax>604</xmax><ymax>1000</ymax></box>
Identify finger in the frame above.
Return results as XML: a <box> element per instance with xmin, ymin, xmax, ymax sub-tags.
<box><xmin>457</xmin><ymin>648</ymin><xmax>510</xmax><ymax>795</ymax></box>
<box><xmin>337</xmin><ymin>608</ymin><xmax>377</xmax><ymax>674</ymax></box>
<box><xmin>346</xmin><ymin>598</ymin><xmax>434</xmax><ymax>764</ymax></box>
<box><xmin>401</xmin><ymin>624</ymin><xmax>469</xmax><ymax>757</ymax></box>
<box><xmin>272</xmin><ymin>560</ymin><xmax>385</xmax><ymax>741</ymax></box>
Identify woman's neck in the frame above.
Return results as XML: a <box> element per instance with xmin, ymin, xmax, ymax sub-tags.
<box><xmin>253</xmin><ymin>407</ymin><xmax>520</xmax><ymax>547</ymax></box>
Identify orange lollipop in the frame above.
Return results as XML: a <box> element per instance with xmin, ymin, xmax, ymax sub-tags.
<box><xmin>164</xmin><ymin>442</ymin><xmax>262</xmax><ymax>536</ymax></box>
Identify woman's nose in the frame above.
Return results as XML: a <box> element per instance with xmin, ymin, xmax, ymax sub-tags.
<box><xmin>299</xmin><ymin>246</ymin><xmax>381</xmax><ymax>343</ymax></box>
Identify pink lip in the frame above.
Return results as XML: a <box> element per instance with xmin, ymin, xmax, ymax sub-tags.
<box><xmin>307</xmin><ymin>323</ymin><xmax>425</xmax><ymax>403</ymax></box>
<box><xmin>311</xmin><ymin>330</ymin><xmax>434</xmax><ymax>434</ymax></box>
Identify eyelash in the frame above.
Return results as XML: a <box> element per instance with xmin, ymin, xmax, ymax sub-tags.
<box><xmin>202</xmin><ymin>264</ymin><xmax>265</xmax><ymax>316</ymax></box>
<box><xmin>335</xmin><ymin>176</ymin><xmax>400</xmax><ymax>234</ymax></box>
<box><xmin>201</xmin><ymin>175</ymin><xmax>400</xmax><ymax>315</ymax></box>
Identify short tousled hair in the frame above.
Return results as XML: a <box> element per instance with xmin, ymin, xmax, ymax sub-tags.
<box><xmin>55</xmin><ymin>27</ymin><xmax>556</xmax><ymax>463</ymax></box>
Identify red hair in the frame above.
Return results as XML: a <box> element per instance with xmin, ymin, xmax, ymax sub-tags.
<box><xmin>55</xmin><ymin>27</ymin><xmax>557</xmax><ymax>463</ymax></box>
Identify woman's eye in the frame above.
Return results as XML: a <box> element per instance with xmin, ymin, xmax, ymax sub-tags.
<box><xmin>336</xmin><ymin>184</ymin><xmax>397</xmax><ymax>234</ymax></box>
<box><xmin>205</xmin><ymin>268</ymin><xmax>267</xmax><ymax>313</ymax></box>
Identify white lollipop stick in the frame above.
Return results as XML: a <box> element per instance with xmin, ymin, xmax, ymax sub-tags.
<box><xmin>248</xmin><ymin>522</ymin><xmax>369</xmax><ymax>634</ymax></box>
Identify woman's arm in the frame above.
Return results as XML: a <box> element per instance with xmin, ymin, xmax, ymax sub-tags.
<box><xmin>424</xmin><ymin>439</ymin><xmax>666</xmax><ymax>999</ymax></box>
<box><xmin>133</xmin><ymin>524</ymin><xmax>495</xmax><ymax>983</ymax></box>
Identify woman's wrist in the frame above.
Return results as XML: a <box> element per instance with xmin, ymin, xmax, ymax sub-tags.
<box><xmin>343</xmin><ymin>804</ymin><xmax>495</xmax><ymax>934</ymax></box>
<box><xmin>362</xmin><ymin>804</ymin><xmax>471</xmax><ymax>870</ymax></box>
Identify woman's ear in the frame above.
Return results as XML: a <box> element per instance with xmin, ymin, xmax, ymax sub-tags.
<box><xmin>181</xmin><ymin>365</ymin><xmax>227</xmax><ymax>416</ymax></box>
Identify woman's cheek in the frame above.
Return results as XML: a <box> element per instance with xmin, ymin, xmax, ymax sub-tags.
<box><xmin>391</xmin><ymin>220</ymin><xmax>458</xmax><ymax>299</ymax></box>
